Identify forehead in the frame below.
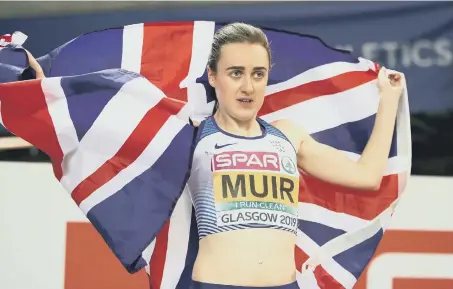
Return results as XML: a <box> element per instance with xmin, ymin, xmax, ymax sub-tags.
<box><xmin>217</xmin><ymin>42</ymin><xmax>269</xmax><ymax>69</ymax></box>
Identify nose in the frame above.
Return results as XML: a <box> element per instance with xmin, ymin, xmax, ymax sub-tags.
<box><xmin>241</xmin><ymin>76</ymin><xmax>255</xmax><ymax>95</ymax></box>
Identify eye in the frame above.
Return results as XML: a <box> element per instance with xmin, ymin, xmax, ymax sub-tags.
<box><xmin>253</xmin><ymin>71</ymin><xmax>266</xmax><ymax>79</ymax></box>
<box><xmin>230</xmin><ymin>70</ymin><xmax>243</xmax><ymax>78</ymax></box>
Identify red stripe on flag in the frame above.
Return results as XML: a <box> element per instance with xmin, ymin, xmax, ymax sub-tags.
<box><xmin>258</xmin><ymin>69</ymin><xmax>377</xmax><ymax>116</ymax></box>
<box><xmin>140</xmin><ymin>22</ymin><xmax>194</xmax><ymax>102</ymax></box>
<box><xmin>314</xmin><ymin>265</ymin><xmax>346</xmax><ymax>289</ymax></box>
<box><xmin>149</xmin><ymin>221</ymin><xmax>170</xmax><ymax>289</ymax></box>
<box><xmin>295</xmin><ymin>246</ymin><xmax>310</xmax><ymax>272</ymax></box>
<box><xmin>0</xmin><ymin>81</ymin><xmax>63</xmax><ymax>179</ymax></box>
<box><xmin>71</xmin><ymin>98</ymin><xmax>185</xmax><ymax>205</ymax></box>
<box><xmin>0</xmin><ymin>34</ymin><xmax>12</xmax><ymax>45</ymax></box>
<box><xmin>298</xmin><ymin>173</ymin><xmax>399</xmax><ymax>220</ymax></box>
<box><xmin>374</xmin><ymin>62</ymin><xmax>381</xmax><ymax>72</ymax></box>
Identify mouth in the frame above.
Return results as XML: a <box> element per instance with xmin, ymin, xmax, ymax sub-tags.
<box><xmin>237</xmin><ymin>98</ymin><xmax>254</xmax><ymax>104</ymax></box>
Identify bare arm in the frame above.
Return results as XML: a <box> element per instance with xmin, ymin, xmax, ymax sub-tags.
<box><xmin>24</xmin><ymin>49</ymin><xmax>45</xmax><ymax>79</ymax></box>
<box><xmin>276</xmin><ymin>67</ymin><xmax>404</xmax><ymax>191</ymax></box>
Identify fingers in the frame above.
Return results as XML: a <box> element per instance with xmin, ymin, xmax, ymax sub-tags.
<box><xmin>389</xmin><ymin>73</ymin><xmax>400</xmax><ymax>81</ymax></box>
<box><xmin>389</xmin><ymin>72</ymin><xmax>404</xmax><ymax>87</ymax></box>
<box><xmin>378</xmin><ymin>66</ymin><xmax>387</xmax><ymax>80</ymax></box>
<box><xmin>379</xmin><ymin>66</ymin><xmax>403</xmax><ymax>87</ymax></box>
<box><xmin>389</xmin><ymin>74</ymin><xmax>399</xmax><ymax>85</ymax></box>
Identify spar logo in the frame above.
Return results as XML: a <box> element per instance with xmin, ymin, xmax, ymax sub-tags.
<box><xmin>212</xmin><ymin>151</ymin><xmax>280</xmax><ymax>172</ymax></box>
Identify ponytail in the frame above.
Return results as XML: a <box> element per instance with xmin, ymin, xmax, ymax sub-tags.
<box><xmin>211</xmin><ymin>88</ymin><xmax>219</xmax><ymax>115</ymax></box>
<box><xmin>212</xmin><ymin>100</ymin><xmax>219</xmax><ymax>115</ymax></box>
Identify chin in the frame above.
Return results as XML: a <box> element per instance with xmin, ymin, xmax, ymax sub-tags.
<box><xmin>232</xmin><ymin>110</ymin><xmax>258</xmax><ymax>122</ymax></box>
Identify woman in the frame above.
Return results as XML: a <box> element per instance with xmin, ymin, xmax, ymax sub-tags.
<box><xmin>27</xmin><ymin>22</ymin><xmax>403</xmax><ymax>289</ymax></box>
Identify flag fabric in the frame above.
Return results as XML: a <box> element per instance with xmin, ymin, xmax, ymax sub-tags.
<box><xmin>0</xmin><ymin>31</ymin><xmax>31</xmax><ymax>83</ymax></box>
<box><xmin>0</xmin><ymin>21</ymin><xmax>411</xmax><ymax>289</ymax></box>
<box><xmin>0</xmin><ymin>31</ymin><xmax>27</xmax><ymax>47</ymax></box>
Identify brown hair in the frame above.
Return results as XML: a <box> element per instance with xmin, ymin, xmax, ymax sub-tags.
<box><xmin>207</xmin><ymin>22</ymin><xmax>272</xmax><ymax>73</ymax></box>
<box><xmin>207</xmin><ymin>22</ymin><xmax>272</xmax><ymax>114</ymax></box>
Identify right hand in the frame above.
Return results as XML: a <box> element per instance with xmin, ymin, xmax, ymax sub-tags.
<box><xmin>24</xmin><ymin>49</ymin><xmax>45</xmax><ymax>79</ymax></box>
<box><xmin>377</xmin><ymin>67</ymin><xmax>404</xmax><ymax>104</ymax></box>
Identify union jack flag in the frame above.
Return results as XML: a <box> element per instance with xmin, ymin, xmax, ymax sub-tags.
<box><xmin>0</xmin><ymin>21</ymin><xmax>411</xmax><ymax>289</ymax></box>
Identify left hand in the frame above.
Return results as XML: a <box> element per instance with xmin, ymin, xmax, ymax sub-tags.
<box><xmin>377</xmin><ymin>67</ymin><xmax>404</xmax><ymax>103</ymax></box>
<box><xmin>24</xmin><ymin>49</ymin><xmax>45</xmax><ymax>79</ymax></box>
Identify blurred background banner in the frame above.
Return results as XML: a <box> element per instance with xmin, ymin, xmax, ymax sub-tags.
<box><xmin>0</xmin><ymin>2</ymin><xmax>452</xmax><ymax>289</ymax></box>
<box><xmin>0</xmin><ymin>1</ymin><xmax>452</xmax><ymax>175</ymax></box>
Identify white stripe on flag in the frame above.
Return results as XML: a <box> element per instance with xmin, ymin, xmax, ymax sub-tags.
<box><xmin>395</xmin><ymin>75</ymin><xmax>412</xmax><ymax>196</ymax></box>
<box><xmin>397</xmin><ymin>172</ymin><xmax>408</xmax><ymax>199</ymax></box>
<box><xmin>341</xmin><ymin>153</ymin><xmax>409</xmax><ymax>176</ymax></box>
<box><xmin>188</xmin><ymin>83</ymin><xmax>214</xmax><ymax>121</ymax></box>
<box><xmin>160</xmin><ymin>189</ymin><xmax>193</xmax><ymax>289</ymax></box>
<box><xmin>79</xmin><ymin>115</ymin><xmax>186</xmax><ymax>212</ymax></box>
<box><xmin>61</xmin><ymin>77</ymin><xmax>166</xmax><ymax>196</ymax></box>
<box><xmin>181</xmin><ymin>21</ymin><xmax>216</xmax><ymax>120</ymax></box>
<box><xmin>297</xmin><ymin>229</ymin><xmax>322</xmax><ymax>260</ymax></box>
<box><xmin>176</xmin><ymin>102</ymin><xmax>195</xmax><ymax>122</ymax></box>
<box><xmin>179</xmin><ymin>21</ymin><xmax>215</xmax><ymax>89</ymax></box>
<box><xmin>41</xmin><ymin>77</ymin><xmax>79</xmax><ymax>158</ymax></box>
<box><xmin>265</xmin><ymin>58</ymin><xmax>372</xmax><ymax>96</ymax></box>
<box><xmin>297</xmin><ymin>202</ymin><xmax>369</xmax><ymax>233</ymax></box>
<box><xmin>296</xmin><ymin>271</ymin><xmax>321</xmax><ymax>289</ymax></box>
<box><xmin>143</xmin><ymin>240</ymin><xmax>156</xmax><ymax>275</ymax></box>
<box><xmin>358</xmin><ymin>57</ymin><xmax>379</xmax><ymax>72</ymax></box>
<box><xmin>261</xmin><ymin>80</ymin><xmax>380</xmax><ymax>134</ymax></box>
<box><xmin>0</xmin><ymin>100</ymin><xmax>4</xmax><ymax>126</ymax></box>
<box><xmin>121</xmin><ymin>23</ymin><xmax>144</xmax><ymax>73</ymax></box>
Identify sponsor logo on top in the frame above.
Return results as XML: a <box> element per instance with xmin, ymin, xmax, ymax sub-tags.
<box><xmin>212</xmin><ymin>151</ymin><xmax>280</xmax><ymax>172</ymax></box>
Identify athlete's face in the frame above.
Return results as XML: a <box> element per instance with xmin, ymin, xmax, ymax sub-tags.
<box><xmin>208</xmin><ymin>42</ymin><xmax>269</xmax><ymax>122</ymax></box>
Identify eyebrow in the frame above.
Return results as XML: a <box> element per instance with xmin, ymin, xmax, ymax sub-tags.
<box><xmin>225</xmin><ymin>66</ymin><xmax>268</xmax><ymax>71</ymax></box>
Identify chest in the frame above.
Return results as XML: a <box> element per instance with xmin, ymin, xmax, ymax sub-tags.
<box><xmin>189</xmin><ymin>133</ymin><xmax>300</xmax><ymax>215</ymax></box>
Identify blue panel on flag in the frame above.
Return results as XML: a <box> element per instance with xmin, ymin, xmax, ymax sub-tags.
<box><xmin>43</xmin><ymin>28</ymin><xmax>123</xmax><ymax>77</ymax></box>
<box><xmin>298</xmin><ymin>220</ymin><xmax>346</xmax><ymax>246</ymax></box>
<box><xmin>0</xmin><ymin>46</ymin><xmax>26</xmax><ymax>68</ymax></box>
<box><xmin>176</xmin><ymin>210</ymin><xmax>199</xmax><ymax>289</ymax></box>
<box><xmin>0</xmin><ymin>63</ymin><xmax>22</xmax><ymax>83</ymax></box>
<box><xmin>61</xmin><ymin>70</ymin><xmax>140</xmax><ymax>141</ymax></box>
<box><xmin>0</xmin><ymin>47</ymin><xmax>27</xmax><ymax>83</ymax></box>
<box><xmin>86</xmin><ymin>123</ymin><xmax>196</xmax><ymax>273</ymax></box>
<box><xmin>263</xmin><ymin>28</ymin><xmax>358</xmax><ymax>86</ymax></box>
<box><xmin>311</xmin><ymin>114</ymin><xmax>397</xmax><ymax>157</ymax></box>
<box><xmin>333</xmin><ymin>228</ymin><xmax>383</xmax><ymax>279</ymax></box>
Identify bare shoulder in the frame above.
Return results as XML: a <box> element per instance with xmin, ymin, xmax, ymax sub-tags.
<box><xmin>270</xmin><ymin>119</ymin><xmax>308</xmax><ymax>152</ymax></box>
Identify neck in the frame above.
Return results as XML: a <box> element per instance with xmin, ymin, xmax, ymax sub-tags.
<box><xmin>214</xmin><ymin>111</ymin><xmax>262</xmax><ymax>138</ymax></box>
